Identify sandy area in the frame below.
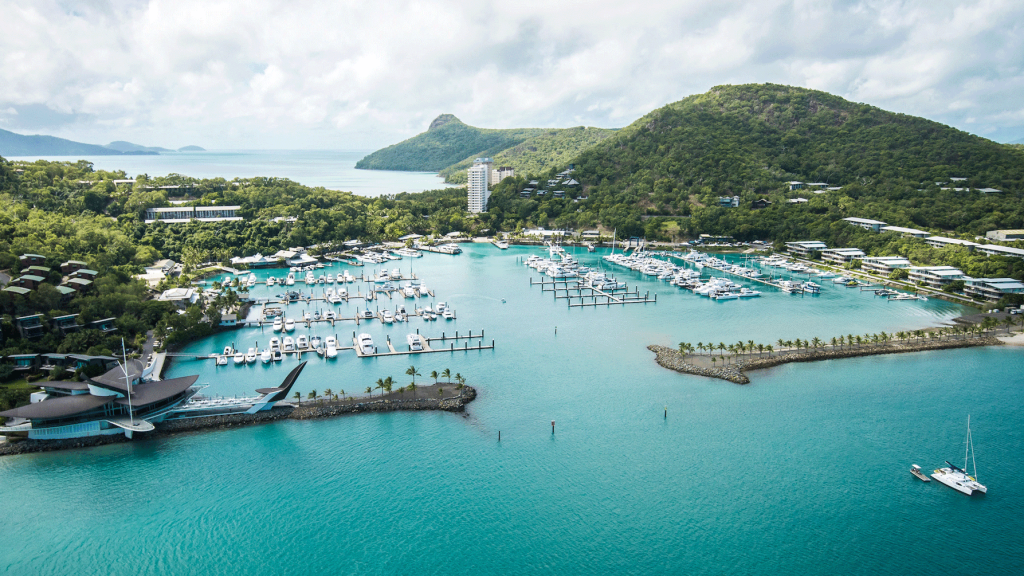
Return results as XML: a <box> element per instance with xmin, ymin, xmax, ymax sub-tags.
<box><xmin>996</xmin><ymin>332</ymin><xmax>1024</xmax><ymax>347</ymax></box>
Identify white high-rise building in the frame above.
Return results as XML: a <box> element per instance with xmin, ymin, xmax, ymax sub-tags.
<box><xmin>467</xmin><ymin>158</ymin><xmax>493</xmax><ymax>213</ymax></box>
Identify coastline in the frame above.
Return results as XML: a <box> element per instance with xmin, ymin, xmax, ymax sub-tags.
<box><xmin>0</xmin><ymin>384</ymin><xmax>476</xmax><ymax>457</ymax></box>
<box><xmin>648</xmin><ymin>337</ymin><xmax>1006</xmax><ymax>384</ymax></box>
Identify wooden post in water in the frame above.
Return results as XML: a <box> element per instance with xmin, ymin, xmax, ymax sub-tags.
<box><xmin>551</xmin><ymin>420</ymin><xmax>555</xmax><ymax>434</ymax></box>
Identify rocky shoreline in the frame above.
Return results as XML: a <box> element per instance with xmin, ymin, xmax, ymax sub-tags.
<box><xmin>648</xmin><ymin>337</ymin><xmax>1004</xmax><ymax>384</ymax></box>
<box><xmin>0</xmin><ymin>386</ymin><xmax>476</xmax><ymax>457</ymax></box>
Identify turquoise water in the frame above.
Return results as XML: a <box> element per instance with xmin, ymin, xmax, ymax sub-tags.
<box><xmin>2</xmin><ymin>245</ymin><xmax>1022</xmax><ymax>575</ymax></box>
<box><xmin>7</xmin><ymin>149</ymin><xmax>450</xmax><ymax>196</ymax></box>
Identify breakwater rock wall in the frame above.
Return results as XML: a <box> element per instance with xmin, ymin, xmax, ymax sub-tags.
<box><xmin>649</xmin><ymin>337</ymin><xmax>1003</xmax><ymax>385</ymax></box>
<box><xmin>0</xmin><ymin>387</ymin><xmax>477</xmax><ymax>457</ymax></box>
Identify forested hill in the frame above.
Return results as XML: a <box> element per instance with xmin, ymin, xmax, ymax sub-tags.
<box><xmin>355</xmin><ymin>115</ymin><xmax>615</xmax><ymax>182</ymax></box>
<box><xmin>0</xmin><ymin>128</ymin><xmax>123</xmax><ymax>156</ymax></box>
<box><xmin>573</xmin><ymin>83</ymin><xmax>1024</xmax><ymax>198</ymax></box>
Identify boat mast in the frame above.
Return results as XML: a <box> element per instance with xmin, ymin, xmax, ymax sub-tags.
<box><xmin>121</xmin><ymin>338</ymin><xmax>134</xmax><ymax>425</ymax></box>
<box><xmin>969</xmin><ymin>415</ymin><xmax>978</xmax><ymax>481</ymax></box>
<box><xmin>964</xmin><ymin>414</ymin><xmax>971</xmax><ymax>473</ymax></box>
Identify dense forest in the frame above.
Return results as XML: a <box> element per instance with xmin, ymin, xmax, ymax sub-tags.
<box><xmin>355</xmin><ymin>114</ymin><xmax>615</xmax><ymax>183</ymax></box>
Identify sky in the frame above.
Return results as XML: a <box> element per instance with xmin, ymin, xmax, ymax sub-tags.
<box><xmin>2</xmin><ymin>0</ymin><xmax>1023</xmax><ymax>149</ymax></box>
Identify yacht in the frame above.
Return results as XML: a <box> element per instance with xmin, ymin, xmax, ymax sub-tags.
<box><xmin>738</xmin><ymin>287</ymin><xmax>761</xmax><ymax>298</ymax></box>
<box><xmin>233</xmin><ymin>351</ymin><xmax>245</xmax><ymax>365</ymax></box>
<box><xmin>403</xmin><ymin>285</ymin><xmax>417</xmax><ymax>298</ymax></box>
<box><xmin>269</xmin><ymin>337</ymin><xmax>280</xmax><ymax>351</ymax></box>
<box><xmin>832</xmin><ymin>276</ymin><xmax>853</xmax><ymax>284</ymax></box>
<box><xmin>282</xmin><ymin>337</ymin><xmax>296</xmax><ymax>352</ymax></box>
<box><xmin>407</xmin><ymin>333</ymin><xmax>423</xmax><ymax>351</ymax></box>
<box><xmin>932</xmin><ymin>416</ymin><xmax>987</xmax><ymax>495</ymax></box>
<box><xmin>223</xmin><ymin>346</ymin><xmax>235</xmax><ymax>357</ymax></box>
<box><xmin>245</xmin><ymin>347</ymin><xmax>258</xmax><ymax>364</ymax></box>
<box><xmin>284</xmin><ymin>319</ymin><xmax>295</xmax><ymax>332</ymax></box>
<box><xmin>260</xmin><ymin>348</ymin><xmax>272</xmax><ymax>364</ymax></box>
<box><xmin>323</xmin><ymin>310</ymin><xmax>336</xmax><ymax>321</ymax></box>
<box><xmin>443</xmin><ymin>308</ymin><xmax>455</xmax><ymax>320</ymax></box>
<box><xmin>802</xmin><ymin>281</ymin><xmax>821</xmax><ymax>293</ymax></box>
<box><xmin>435</xmin><ymin>302</ymin><xmax>447</xmax><ymax>314</ymax></box>
<box><xmin>317</xmin><ymin>274</ymin><xmax>326</xmax><ymax>284</ymax></box>
<box><xmin>272</xmin><ymin>348</ymin><xmax>283</xmax><ymax>362</ymax></box>
<box><xmin>310</xmin><ymin>336</ymin><xmax>322</xmax><ymax>349</ymax></box>
<box><xmin>381</xmin><ymin>309</ymin><xmax>394</xmax><ymax>324</ymax></box>
<box><xmin>267</xmin><ymin>276</ymin><xmax>277</xmax><ymax>287</ymax></box>
<box><xmin>358</xmin><ymin>333</ymin><xmax>374</xmax><ymax>355</ymax></box>
<box><xmin>494</xmin><ymin>240</ymin><xmax>509</xmax><ymax>250</ymax></box>
<box><xmin>272</xmin><ymin>317</ymin><xmax>283</xmax><ymax>332</ymax></box>
<box><xmin>216</xmin><ymin>355</ymin><xmax>228</xmax><ymax>366</ymax></box>
<box><xmin>246</xmin><ymin>274</ymin><xmax>257</xmax><ymax>287</ymax></box>
<box><xmin>296</xmin><ymin>335</ymin><xmax>309</xmax><ymax>349</ymax></box>
<box><xmin>418</xmin><ymin>285</ymin><xmax>430</xmax><ymax>296</ymax></box>
<box><xmin>359</xmin><ymin>309</ymin><xmax>374</xmax><ymax>320</ymax></box>
<box><xmin>325</xmin><ymin>336</ymin><xmax>338</xmax><ymax>358</ymax></box>
<box><xmin>285</xmin><ymin>273</ymin><xmax>295</xmax><ymax>286</ymax></box>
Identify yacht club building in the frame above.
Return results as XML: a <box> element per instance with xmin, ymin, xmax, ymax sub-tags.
<box><xmin>785</xmin><ymin>241</ymin><xmax>828</xmax><ymax>258</ymax></box>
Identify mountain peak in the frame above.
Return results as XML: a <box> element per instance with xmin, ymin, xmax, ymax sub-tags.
<box><xmin>428</xmin><ymin>114</ymin><xmax>462</xmax><ymax>131</ymax></box>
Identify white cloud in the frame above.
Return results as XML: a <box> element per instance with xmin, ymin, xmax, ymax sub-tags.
<box><xmin>1</xmin><ymin>0</ymin><xmax>1022</xmax><ymax>147</ymax></box>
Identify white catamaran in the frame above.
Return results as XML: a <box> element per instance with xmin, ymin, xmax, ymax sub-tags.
<box><xmin>931</xmin><ymin>415</ymin><xmax>987</xmax><ymax>496</ymax></box>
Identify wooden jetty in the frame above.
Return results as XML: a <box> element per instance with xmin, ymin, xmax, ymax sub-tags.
<box><xmin>529</xmin><ymin>277</ymin><xmax>655</xmax><ymax>307</ymax></box>
<box><xmin>353</xmin><ymin>329</ymin><xmax>493</xmax><ymax>358</ymax></box>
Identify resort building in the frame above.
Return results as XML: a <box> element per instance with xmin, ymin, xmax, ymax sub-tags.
<box><xmin>698</xmin><ymin>234</ymin><xmax>734</xmax><ymax>243</ymax></box>
<box><xmin>821</xmin><ymin>248</ymin><xmax>866</xmax><ymax>265</ymax></box>
<box><xmin>908</xmin><ymin>266</ymin><xmax>967</xmax><ymax>288</ymax></box>
<box><xmin>467</xmin><ymin>158</ymin><xmax>493</xmax><ymax>214</ymax></box>
<box><xmin>880</xmin><ymin>226</ymin><xmax>929</xmax><ymax>238</ymax></box>
<box><xmin>985</xmin><ymin>230</ymin><xmax>1024</xmax><ymax>242</ymax></box>
<box><xmin>788</xmin><ymin>181</ymin><xmax>804</xmax><ymax>191</ymax></box>
<box><xmin>718</xmin><ymin>196</ymin><xmax>740</xmax><ymax>208</ymax></box>
<box><xmin>491</xmin><ymin>166</ymin><xmax>514</xmax><ymax>184</ymax></box>
<box><xmin>752</xmin><ymin>198</ymin><xmax>772</xmax><ymax>209</ymax></box>
<box><xmin>786</xmin><ymin>198</ymin><xmax>808</xmax><ymax>204</ymax></box>
<box><xmin>229</xmin><ymin>254</ymin><xmax>281</xmax><ymax>269</ymax></box>
<box><xmin>842</xmin><ymin>217</ymin><xmax>887</xmax><ymax>232</ymax></box>
<box><xmin>925</xmin><ymin>236</ymin><xmax>979</xmax><ymax>250</ymax></box>
<box><xmin>144</xmin><ymin>206</ymin><xmax>243</xmax><ymax>224</ymax></box>
<box><xmin>19</xmin><ymin>254</ymin><xmax>47</xmax><ymax>269</ymax></box>
<box><xmin>15</xmin><ymin>314</ymin><xmax>46</xmax><ymax>340</ymax></box>
<box><xmin>974</xmin><ymin>244</ymin><xmax>1024</xmax><ymax>260</ymax></box>
<box><xmin>785</xmin><ymin>241</ymin><xmax>828</xmax><ymax>258</ymax></box>
<box><xmin>977</xmin><ymin>188</ymin><xmax>1002</xmax><ymax>194</ymax></box>
<box><xmin>860</xmin><ymin>256</ymin><xmax>913</xmax><ymax>275</ymax></box>
<box><xmin>158</xmin><ymin>288</ymin><xmax>199</xmax><ymax>310</ymax></box>
<box><xmin>60</xmin><ymin>260</ymin><xmax>89</xmax><ymax>274</ymax></box>
<box><xmin>963</xmin><ymin>278</ymin><xmax>1024</xmax><ymax>301</ymax></box>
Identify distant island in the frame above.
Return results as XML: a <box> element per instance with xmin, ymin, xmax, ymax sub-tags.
<box><xmin>0</xmin><ymin>127</ymin><xmax>203</xmax><ymax>156</ymax></box>
<box><xmin>356</xmin><ymin>114</ymin><xmax>616</xmax><ymax>183</ymax></box>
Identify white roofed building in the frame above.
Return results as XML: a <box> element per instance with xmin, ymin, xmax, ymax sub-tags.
<box><xmin>861</xmin><ymin>256</ymin><xmax>913</xmax><ymax>274</ymax></box>
<box><xmin>974</xmin><ymin>244</ymin><xmax>1024</xmax><ymax>259</ymax></box>
<box><xmin>908</xmin><ymin>266</ymin><xmax>966</xmax><ymax>288</ymax></box>
<box><xmin>880</xmin><ymin>226</ymin><xmax>929</xmax><ymax>238</ymax></box>
<box><xmin>964</xmin><ymin>278</ymin><xmax>1024</xmax><ymax>301</ymax></box>
<box><xmin>925</xmin><ymin>236</ymin><xmax>979</xmax><ymax>250</ymax></box>
<box><xmin>821</xmin><ymin>248</ymin><xmax>866</xmax><ymax>265</ymax></box>
<box><xmin>842</xmin><ymin>217</ymin><xmax>887</xmax><ymax>232</ymax></box>
<box><xmin>785</xmin><ymin>241</ymin><xmax>828</xmax><ymax>258</ymax></box>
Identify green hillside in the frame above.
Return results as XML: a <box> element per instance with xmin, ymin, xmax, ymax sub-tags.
<box><xmin>573</xmin><ymin>83</ymin><xmax>1024</xmax><ymax>197</ymax></box>
<box><xmin>438</xmin><ymin>126</ymin><xmax>616</xmax><ymax>183</ymax></box>
<box><xmin>0</xmin><ymin>128</ymin><xmax>123</xmax><ymax>156</ymax></box>
<box><xmin>356</xmin><ymin>115</ymin><xmax>615</xmax><ymax>182</ymax></box>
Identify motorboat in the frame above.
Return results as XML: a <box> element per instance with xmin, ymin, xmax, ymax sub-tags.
<box><xmin>738</xmin><ymin>288</ymin><xmax>761</xmax><ymax>298</ymax></box>
<box><xmin>359</xmin><ymin>309</ymin><xmax>374</xmax><ymax>320</ymax></box>
<box><xmin>233</xmin><ymin>351</ymin><xmax>245</xmax><ymax>365</ymax></box>
<box><xmin>494</xmin><ymin>241</ymin><xmax>509</xmax><ymax>250</ymax></box>
<box><xmin>403</xmin><ymin>286</ymin><xmax>417</xmax><ymax>298</ymax></box>
<box><xmin>910</xmin><ymin>464</ymin><xmax>930</xmax><ymax>482</ymax></box>
<box><xmin>260</xmin><ymin>348</ymin><xmax>272</xmax><ymax>364</ymax></box>
<box><xmin>272</xmin><ymin>348</ymin><xmax>283</xmax><ymax>362</ymax></box>
<box><xmin>358</xmin><ymin>333</ymin><xmax>374</xmax><ymax>355</ymax></box>
<box><xmin>296</xmin><ymin>335</ymin><xmax>309</xmax><ymax>349</ymax></box>
<box><xmin>435</xmin><ymin>302</ymin><xmax>447</xmax><ymax>314</ymax></box>
<box><xmin>407</xmin><ymin>333</ymin><xmax>423</xmax><ymax>351</ymax></box>
<box><xmin>283</xmin><ymin>337</ymin><xmax>296</xmax><ymax>352</ymax></box>
<box><xmin>337</xmin><ymin>287</ymin><xmax>348</xmax><ymax>298</ymax></box>
<box><xmin>272</xmin><ymin>317</ymin><xmax>283</xmax><ymax>332</ymax></box>
<box><xmin>285</xmin><ymin>319</ymin><xmax>295</xmax><ymax>332</ymax></box>
<box><xmin>310</xmin><ymin>336</ymin><xmax>322</xmax><ymax>349</ymax></box>
<box><xmin>802</xmin><ymin>281</ymin><xmax>821</xmax><ymax>293</ymax></box>
<box><xmin>245</xmin><ymin>347</ymin><xmax>258</xmax><ymax>363</ymax></box>
<box><xmin>443</xmin><ymin>308</ymin><xmax>455</xmax><ymax>320</ymax></box>
<box><xmin>323</xmin><ymin>311</ymin><xmax>336</xmax><ymax>321</ymax></box>
<box><xmin>223</xmin><ymin>346</ymin><xmax>235</xmax><ymax>356</ymax></box>
<box><xmin>286</xmin><ymin>273</ymin><xmax>295</xmax><ymax>286</ymax></box>
<box><xmin>418</xmin><ymin>285</ymin><xmax>430</xmax><ymax>296</ymax></box>
<box><xmin>931</xmin><ymin>416</ymin><xmax>987</xmax><ymax>495</ymax></box>
<box><xmin>381</xmin><ymin>309</ymin><xmax>394</xmax><ymax>324</ymax></box>
<box><xmin>268</xmin><ymin>276</ymin><xmax>277</xmax><ymax>286</ymax></box>
<box><xmin>216</xmin><ymin>355</ymin><xmax>228</xmax><ymax>366</ymax></box>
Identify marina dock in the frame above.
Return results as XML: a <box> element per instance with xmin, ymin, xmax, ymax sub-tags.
<box><xmin>529</xmin><ymin>277</ymin><xmax>655</xmax><ymax>307</ymax></box>
<box><xmin>353</xmin><ymin>330</ymin><xmax>493</xmax><ymax>358</ymax></box>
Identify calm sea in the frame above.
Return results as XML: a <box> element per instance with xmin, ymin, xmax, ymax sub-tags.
<box><xmin>2</xmin><ymin>246</ymin><xmax>1022</xmax><ymax>575</ymax></box>
<box><xmin>7</xmin><ymin>149</ymin><xmax>450</xmax><ymax>196</ymax></box>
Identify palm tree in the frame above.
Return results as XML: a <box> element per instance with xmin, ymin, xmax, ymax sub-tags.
<box><xmin>406</xmin><ymin>365</ymin><xmax>420</xmax><ymax>385</ymax></box>
<box><xmin>830</xmin><ymin>336</ymin><xmax>838</xmax><ymax>349</ymax></box>
<box><xmin>718</xmin><ymin>342</ymin><xmax>726</xmax><ymax>357</ymax></box>
<box><xmin>811</xmin><ymin>337</ymin><xmax>822</xmax><ymax>350</ymax></box>
<box><xmin>408</xmin><ymin>381</ymin><xmax>417</xmax><ymax>398</ymax></box>
<box><xmin>776</xmin><ymin>338</ymin><xmax>786</xmax><ymax>351</ymax></box>
<box><xmin>747</xmin><ymin>340</ymin><xmax>756</xmax><ymax>356</ymax></box>
<box><xmin>308</xmin><ymin>389</ymin><xmax>317</xmax><ymax>401</ymax></box>
<box><xmin>324</xmin><ymin>388</ymin><xmax>332</xmax><ymax>403</ymax></box>
<box><xmin>766</xmin><ymin>344</ymin><xmax>773</xmax><ymax>357</ymax></box>
<box><xmin>1004</xmin><ymin>316</ymin><xmax>1017</xmax><ymax>334</ymax></box>
<box><xmin>726</xmin><ymin>344</ymin><xmax>736</xmax><ymax>362</ymax></box>
<box><xmin>293</xmin><ymin>391</ymin><xmax>301</xmax><ymax>406</ymax></box>
<box><xmin>711</xmin><ymin>357</ymin><xmax>717</xmax><ymax>367</ymax></box>
<box><xmin>442</xmin><ymin>368</ymin><xmax>451</xmax><ymax>382</ymax></box>
<box><xmin>383</xmin><ymin>376</ymin><xmax>393</xmax><ymax>395</ymax></box>
<box><xmin>696</xmin><ymin>341</ymin><xmax>704</xmax><ymax>356</ymax></box>
<box><xmin>847</xmin><ymin>334</ymin><xmax>855</xmax><ymax>348</ymax></box>
<box><xmin>757</xmin><ymin>343</ymin><xmax>764</xmax><ymax>357</ymax></box>
<box><xmin>339</xmin><ymin>389</ymin><xmax>346</xmax><ymax>402</ymax></box>
<box><xmin>430</xmin><ymin>370</ymin><xmax>439</xmax><ymax>384</ymax></box>
<box><xmin>455</xmin><ymin>373</ymin><xmax>464</xmax><ymax>387</ymax></box>
<box><xmin>438</xmin><ymin>387</ymin><xmax>444</xmax><ymax>397</ymax></box>
<box><xmin>375</xmin><ymin>378</ymin><xmax>385</xmax><ymax>396</ymax></box>
<box><xmin>855</xmin><ymin>335</ymin><xmax>862</xmax><ymax>347</ymax></box>
<box><xmin>365</xmin><ymin>386</ymin><xmax>372</xmax><ymax>396</ymax></box>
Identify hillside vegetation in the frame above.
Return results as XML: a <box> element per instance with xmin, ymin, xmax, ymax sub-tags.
<box><xmin>355</xmin><ymin>115</ymin><xmax>614</xmax><ymax>182</ymax></box>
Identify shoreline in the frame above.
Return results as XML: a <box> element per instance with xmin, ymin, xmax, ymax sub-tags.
<box><xmin>648</xmin><ymin>337</ymin><xmax>1006</xmax><ymax>384</ymax></box>
<box><xmin>0</xmin><ymin>384</ymin><xmax>476</xmax><ymax>457</ymax></box>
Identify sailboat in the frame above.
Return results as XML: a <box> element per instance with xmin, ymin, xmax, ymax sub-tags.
<box><xmin>931</xmin><ymin>415</ymin><xmax>987</xmax><ymax>495</ymax></box>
